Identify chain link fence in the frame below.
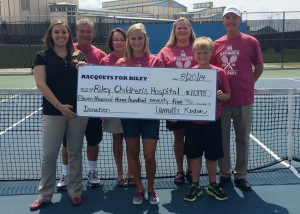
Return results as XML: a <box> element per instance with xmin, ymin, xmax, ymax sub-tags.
<box><xmin>0</xmin><ymin>12</ymin><xmax>299</xmax><ymax>69</ymax></box>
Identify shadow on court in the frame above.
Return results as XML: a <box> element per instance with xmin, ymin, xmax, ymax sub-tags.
<box><xmin>1</xmin><ymin>173</ymin><xmax>299</xmax><ymax>214</ymax></box>
<box><xmin>164</xmin><ymin>183</ymin><xmax>289</xmax><ymax>214</ymax></box>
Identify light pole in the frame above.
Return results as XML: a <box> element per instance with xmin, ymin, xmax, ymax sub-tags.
<box><xmin>276</xmin><ymin>14</ymin><xmax>279</xmax><ymax>31</ymax></box>
<box><xmin>285</xmin><ymin>22</ymin><xmax>290</xmax><ymax>32</ymax></box>
<box><xmin>268</xmin><ymin>16</ymin><xmax>272</xmax><ymax>28</ymax></box>
<box><xmin>280</xmin><ymin>12</ymin><xmax>286</xmax><ymax>68</ymax></box>
<box><xmin>243</xmin><ymin>10</ymin><xmax>247</xmax><ymax>22</ymax></box>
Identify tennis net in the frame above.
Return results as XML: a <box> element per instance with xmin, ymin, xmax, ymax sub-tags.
<box><xmin>0</xmin><ymin>88</ymin><xmax>299</xmax><ymax>181</ymax></box>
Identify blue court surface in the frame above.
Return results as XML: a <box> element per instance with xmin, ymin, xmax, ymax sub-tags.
<box><xmin>0</xmin><ymin>172</ymin><xmax>300</xmax><ymax>214</ymax></box>
<box><xmin>0</xmin><ymin>77</ymin><xmax>300</xmax><ymax>214</ymax></box>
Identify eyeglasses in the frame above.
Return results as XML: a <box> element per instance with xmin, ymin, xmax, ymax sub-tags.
<box><xmin>113</xmin><ymin>39</ymin><xmax>125</xmax><ymax>43</ymax></box>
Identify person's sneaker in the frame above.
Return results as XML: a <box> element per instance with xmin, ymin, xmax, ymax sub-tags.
<box><xmin>184</xmin><ymin>183</ymin><xmax>203</xmax><ymax>202</ymax></box>
<box><xmin>218</xmin><ymin>176</ymin><xmax>231</xmax><ymax>187</ymax></box>
<box><xmin>148</xmin><ymin>192</ymin><xmax>160</xmax><ymax>205</ymax></box>
<box><xmin>57</xmin><ymin>174</ymin><xmax>68</xmax><ymax>190</ymax></box>
<box><xmin>87</xmin><ymin>170</ymin><xmax>100</xmax><ymax>187</ymax></box>
<box><xmin>133</xmin><ymin>192</ymin><xmax>144</xmax><ymax>205</ymax></box>
<box><xmin>234</xmin><ymin>179</ymin><xmax>252</xmax><ymax>191</ymax></box>
<box><xmin>207</xmin><ymin>182</ymin><xmax>228</xmax><ymax>200</ymax></box>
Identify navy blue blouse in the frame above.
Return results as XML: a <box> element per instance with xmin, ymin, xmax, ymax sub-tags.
<box><xmin>33</xmin><ymin>48</ymin><xmax>86</xmax><ymax>115</ymax></box>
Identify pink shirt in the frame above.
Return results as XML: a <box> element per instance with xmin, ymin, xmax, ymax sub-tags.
<box><xmin>157</xmin><ymin>45</ymin><xmax>198</xmax><ymax>68</ymax></box>
<box><xmin>191</xmin><ymin>65</ymin><xmax>230</xmax><ymax>123</ymax></box>
<box><xmin>73</xmin><ymin>43</ymin><xmax>106</xmax><ymax>65</ymax></box>
<box><xmin>100</xmin><ymin>53</ymin><xmax>120</xmax><ymax>66</ymax></box>
<box><xmin>211</xmin><ymin>33</ymin><xmax>263</xmax><ymax>106</ymax></box>
<box><xmin>116</xmin><ymin>54</ymin><xmax>164</xmax><ymax>68</ymax></box>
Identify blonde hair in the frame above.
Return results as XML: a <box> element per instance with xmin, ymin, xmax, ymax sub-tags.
<box><xmin>192</xmin><ymin>36</ymin><xmax>214</xmax><ymax>52</ymax></box>
<box><xmin>165</xmin><ymin>17</ymin><xmax>196</xmax><ymax>47</ymax></box>
<box><xmin>43</xmin><ymin>19</ymin><xmax>76</xmax><ymax>55</ymax></box>
<box><xmin>124</xmin><ymin>23</ymin><xmax>150</xmax><ymax>60</ymax></box>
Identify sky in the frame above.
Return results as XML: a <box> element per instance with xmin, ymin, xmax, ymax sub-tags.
<box><xmin>79</xmin><ymin>0</ymin><xmax>300</xmax><ymax>19</ymax></box>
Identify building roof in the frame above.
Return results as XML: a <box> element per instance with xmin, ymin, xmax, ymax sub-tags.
<box><xmin>104</xmin><ymin>15</ymin><xmax>174</xmax><ymax>22</ymax></box>
<box><xmin>49</xmin><ymin>2</ymin><xmax>77</xmax><ymax>6</ymax></box>
<box><xmin>78</xmin><ymin>8</ymin><xmax>154</xmax><ymax>18</ymax></box>
<box><xmin>103</xmin><ymin>0</ymin><xmax>186</xmax><ymax>10</ymax></box>
<box><xmin>173</xmin><ymin>8</ymin><xmax>206</xmax><ymax>15</ymax></box>
<box><xmin>104</xmin><ymin>0</ymin><xmax>163</xmax><ymax>10</ymax></box>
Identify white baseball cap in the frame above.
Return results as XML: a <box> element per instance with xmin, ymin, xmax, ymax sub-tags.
<box><xmin>223</xmin><ymin>5</ymin><xmax>241</xmax><ymax>17</ymax></box>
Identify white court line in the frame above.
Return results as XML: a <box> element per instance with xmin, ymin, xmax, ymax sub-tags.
<box><xmin>287</xmin><ymin>78</ymin><xmax>300</xmax><ymax>83</ymax></box>
<box><xmin>250</xmin><ymin>134</ymin><xmax>300</xmax><ymax>179</ymax></box>
<box><xmin>1</xmin><ymin>87</ymin><xmax>37</xmax><ymax>103</ymax></box>
<box><xmin>0</xmin><ymin>107</ymin><xmax>42</xmax><ymax>136</ymax></box>
<box><xmin>260</xmin><ymin>78</ymin><xmax>290</xmax><ymax>80</ymax></box>
<box><xmin>260</xmin><ymin>77</ymin><xmax>300</xmax><ymax>80</ymax></box>
<box><xmin>1</xmin><ymin>88</ymin><xmax>40</xmax><ymax>135</ymax></box>
<box><xmin>0</xmin><ymin>94</ymin><xmax>18</xmax><ymax>102</ymax></box>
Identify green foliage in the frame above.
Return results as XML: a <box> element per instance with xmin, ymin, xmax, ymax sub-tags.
<box><xmin>0</xmin><ymin>45</ymin><xmax>44</xmax><ymax>68</ymax></box>
<box><xmin>1</xmin><ymin>44</ymin><xmax>300</xmax><ymax>68</ymax></box>
<box><xmin>0</xmin><ymin>44</ymin><xmax>108</xmax><ymax>68</ymax></box>
<box><xmin>263</xmin><ymin>48</ymin><xmax>300</xmax><ymax>63</ymax></box>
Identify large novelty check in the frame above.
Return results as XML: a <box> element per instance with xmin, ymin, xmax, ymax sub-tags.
<box><xmin>77</xmin><ymin>65</ymin><xmax>217</xmax><ymax>121</ymax></box>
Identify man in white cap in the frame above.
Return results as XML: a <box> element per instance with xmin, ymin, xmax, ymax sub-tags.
<box><xmin>211</xmin><ymin>5</ymin><xmax>264</xmax><ymax>191</ymax></box>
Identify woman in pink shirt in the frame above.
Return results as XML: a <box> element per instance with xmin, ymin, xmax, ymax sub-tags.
<box><xmin>116</xmin><ymin>23</ymin><xmax>164</xmax><ymax>205</ymax></box>
<box><xmin>157</xmin><ymin>17</ymin><xmax>198</xmax><ymax>185</ymax></box>
<box><xmin>100</xmin><ymin>28</ymin><xmax>135</xmax><ymax>188</ymax></box>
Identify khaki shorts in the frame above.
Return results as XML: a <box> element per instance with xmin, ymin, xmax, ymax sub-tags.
<box><xmin>103</xmin><ymin>118</ymin><xmax>123</xmax><ymax>134</ymax></box>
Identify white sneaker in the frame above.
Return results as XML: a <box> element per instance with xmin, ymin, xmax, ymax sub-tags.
<box><xmin>148</xmin><ymin>191</ymin><xmax>159</xmax><ymax>205</ymax></box>
<box><xmin>57</xmin><ymin>174</ymin><xmax>68</xmax><ymax>190</ymax></box>
<box><xmin>88</xmin><ymin>170</ymin><xmax>100</xmax><ymax>187</ymax></box>
<box><xmin>133</xmin><ymin>192</ymin><xmax>144</xmax><ymax>205</ymax></box>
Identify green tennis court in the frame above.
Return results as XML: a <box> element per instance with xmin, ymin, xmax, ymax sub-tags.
<box><xmin>1</xmin><ymin>67</ymin><xmax>300</xmax><ymax>89</ymax></box>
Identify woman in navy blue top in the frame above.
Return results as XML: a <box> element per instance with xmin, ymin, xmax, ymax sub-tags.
<box><xmin>30</xmin><ymin>19</ymin><xmax>88</xmax><ymax>211</ymax></box>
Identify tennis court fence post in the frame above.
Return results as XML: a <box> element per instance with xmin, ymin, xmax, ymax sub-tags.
<box><xmin>287</xmin><ymin>89</ymin><xmax>294</xmax><ymax>164</ymax></box>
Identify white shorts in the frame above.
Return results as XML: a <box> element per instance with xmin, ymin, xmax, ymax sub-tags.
<box><xmin>102</xmin><ymin>118</ymin><xmax>123</xmax><ymax>134</ymax></box>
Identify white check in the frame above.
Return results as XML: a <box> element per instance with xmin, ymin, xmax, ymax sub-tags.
<box><xmin>77</xmin><ymin>65</ymin><xmax>217</xmax><ymax>121</ymax></box>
